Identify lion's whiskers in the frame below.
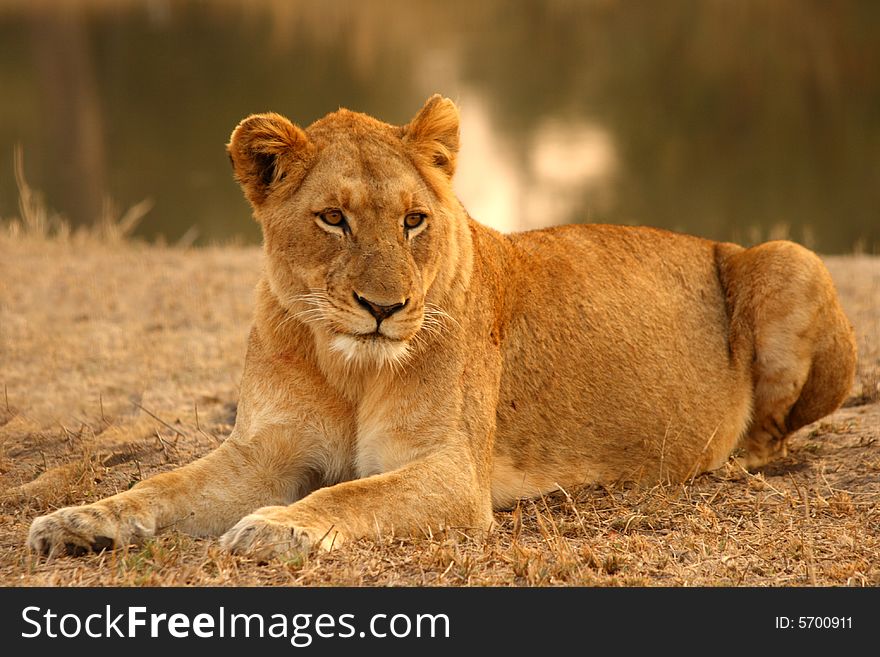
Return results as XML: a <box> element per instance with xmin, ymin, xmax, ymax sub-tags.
<box><xmin>278</xmin><ymin>292</ymin><xmax>455</xmax><ymax>376</ymax></box>
<box><xmin>282</xmin><ymin>290</ymin><xmax>335</xmax><ymax>329</ymax></box>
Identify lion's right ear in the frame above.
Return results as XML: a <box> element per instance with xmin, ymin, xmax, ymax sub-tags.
<box><xmin>226</xmin><ymin>113</ymin><xmax>315</xmax><ymax>208</ymax></box>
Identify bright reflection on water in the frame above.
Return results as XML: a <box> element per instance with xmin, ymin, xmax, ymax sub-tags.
<box><xmin>0</xmin><ymin>0</ymin><xmax>878</xmax><ymax>253</ymax></box>
<box><xmin>457</xmin><ymin>95</ymin><xmax>618</xmax><ymax>233</ymax></box>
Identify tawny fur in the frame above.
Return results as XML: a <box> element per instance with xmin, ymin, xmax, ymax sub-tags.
<box><xmin>28</xmin><ymin>95</ymin><xmax>857</xmax><ymax>560</ymax></box>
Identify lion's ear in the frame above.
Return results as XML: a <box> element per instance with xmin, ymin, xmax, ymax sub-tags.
<box><xmin>227</xmin><ymin>112</ymin><xmax>315</xmax><ymax>208</ymax></box>
<box><xmin>402</xmin><ymin>95</ymin><xmax>460</xmax><ymax>178</ymax></box>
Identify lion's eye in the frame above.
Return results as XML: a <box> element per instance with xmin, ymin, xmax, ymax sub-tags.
<box><xmin>404</xmin><ymin>212</ymin><xmax>426</xmax><ymax>230</ymax></box>
<box><xmin>319</xmin><ymin>209</ymin><xmax>347</xmax><ymax>228</ymax></box>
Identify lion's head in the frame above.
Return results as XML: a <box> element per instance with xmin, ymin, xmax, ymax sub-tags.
<box><xmin>227</xmin><ymin>95</ymin><xmax>468</xmax><ymax>368</ymax></box>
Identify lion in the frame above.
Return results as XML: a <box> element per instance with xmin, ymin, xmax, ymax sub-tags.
<box><xmin>28</xmin><ymin>95</ymin><xmax>857</xmax><ymax>560</ymax></box>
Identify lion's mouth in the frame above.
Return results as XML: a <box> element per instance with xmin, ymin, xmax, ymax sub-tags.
<box><xmin>327</xmin><ymin>331</ymin><xmax>411</xmax><ymax>368</ymax></box>
<box><xmin>352</xmin><ymin>330</ymin><xmax>398</xmax><ymax>342</ymax></box>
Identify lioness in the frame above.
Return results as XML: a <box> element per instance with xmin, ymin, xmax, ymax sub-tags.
<box><xmin>28</xmin><ymin>95</ymin><xmax>856</xmax><ymax>559</ymax></box>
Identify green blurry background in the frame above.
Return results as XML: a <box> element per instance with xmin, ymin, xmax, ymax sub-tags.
<box><xmin>1</xmin><ymin>0</ymin><xmax>878</xmax><ymax>252</ymax></box>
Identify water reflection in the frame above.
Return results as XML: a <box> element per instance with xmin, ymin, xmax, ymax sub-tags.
<box><xmin>458</xmin><ymin>100</ymin><xmax>617</xmax><ymax>233</ymax></box>
<box><xmin>0</xmin><ymin>0</ymin><xmax>877</xmax><ymax>252</ymax></box>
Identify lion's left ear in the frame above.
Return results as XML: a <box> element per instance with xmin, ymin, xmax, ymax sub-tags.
<box><xmin>402</xmin><ymin>94</ymin><xmax>460</xmax><ymax>178</ymax></box>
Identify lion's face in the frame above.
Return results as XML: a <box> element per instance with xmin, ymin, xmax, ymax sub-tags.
<box><xmin>227</xmin><ymin>96</ymin><xmax>462</xmax><ymax>368</ymax></box>
<box><xmin>261</xmin><ymin>135</ymin><xmax>448</xmax><ymax>366</ymax></box>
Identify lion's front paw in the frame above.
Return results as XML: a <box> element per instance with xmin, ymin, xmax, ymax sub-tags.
<box><xmin>219</xmin><ymin>506</ymin><xmax>339</xmax><ymax>561</ymax></box>
<box><xmin>28</xmin><ymin>504</ymin><xmax>153</xmax><ymax>557</ymax></box>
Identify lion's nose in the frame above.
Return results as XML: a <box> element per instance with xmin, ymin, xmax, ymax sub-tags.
<box><xmin>354</xmin><ymin>293</ymin><xmax>409</xmax><ymax>324</ymax></box>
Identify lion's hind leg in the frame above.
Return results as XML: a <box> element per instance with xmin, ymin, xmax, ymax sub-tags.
<box><xmin>722</xmin><ymin>241</ymin><xmax>857</xmax><ymax>469</ymax></box>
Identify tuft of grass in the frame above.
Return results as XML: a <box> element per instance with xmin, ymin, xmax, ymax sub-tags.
<box><xmin>3</xmin><ymin>146</ymin><xmax>152</xmax><ymax>244</ymax></box>
<box><xmin>845</xmin><ymin>366</ymin><xmax>880</xmax><ymax>407</ymax></box>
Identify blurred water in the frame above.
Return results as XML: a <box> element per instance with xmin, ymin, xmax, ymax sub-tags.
<box><xmin>1</xmin><ymin>0</ymin><xmax>878</xmax><ymax>252</ymax></box>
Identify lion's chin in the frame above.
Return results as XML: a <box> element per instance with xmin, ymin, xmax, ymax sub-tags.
<box><xmin>328</xmin><ymin>333</ymin><xmax>410</xmax><ymax>368</ymax></box>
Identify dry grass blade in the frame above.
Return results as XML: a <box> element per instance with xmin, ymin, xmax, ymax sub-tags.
<box><xmin>13</xmin><ymin>144</ymin><xmax>54</xmax><ymax>238</ymax></box>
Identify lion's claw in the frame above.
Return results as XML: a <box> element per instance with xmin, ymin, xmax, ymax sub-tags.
<box><xmin>220</xmin><ymin>508</ymin><xmax>317</xmax><ymax>561</ymax></box>
<box><xmin>28</xmin><ymin>505</ymin><xmax>152</xmax><ymax>557</ymax></box>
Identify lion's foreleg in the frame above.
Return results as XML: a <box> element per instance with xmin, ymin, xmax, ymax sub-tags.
<box><xmin>27</xmin><ymin>425</ymin><xmax>327</xmax><ymax>556</ymax></box>
<box><xmin>220</xmin><ymin>446</ymin><xmax>492</xmax><ymax>559</ymax></box>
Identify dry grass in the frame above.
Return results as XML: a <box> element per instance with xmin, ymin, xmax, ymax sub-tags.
<box><xmin>1</xmin><ymin>216</ymin><xmax>878</xmax><ymax>586</ymax></box>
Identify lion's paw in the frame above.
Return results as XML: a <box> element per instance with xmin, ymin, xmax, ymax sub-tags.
<box><xmin>220</xmin><ymin>506</ymin><xmax>338</xmax><ymax>561</ymax></box>
<box><xmin>28</xmin><ymin>504</ymin><xmax>152</xmax><ymax>557</ymax></box>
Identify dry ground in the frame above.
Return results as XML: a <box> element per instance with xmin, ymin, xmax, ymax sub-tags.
<box><xmin>1</xmin><ymin>231</ymin><xmax>878</xmax><ymax>586</ymax></box>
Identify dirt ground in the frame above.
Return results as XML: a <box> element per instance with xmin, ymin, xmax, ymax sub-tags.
<box><xmin>1</xmin><ymin>232</ymin><xmax>878</xmax><ymax>586</ymax></box>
